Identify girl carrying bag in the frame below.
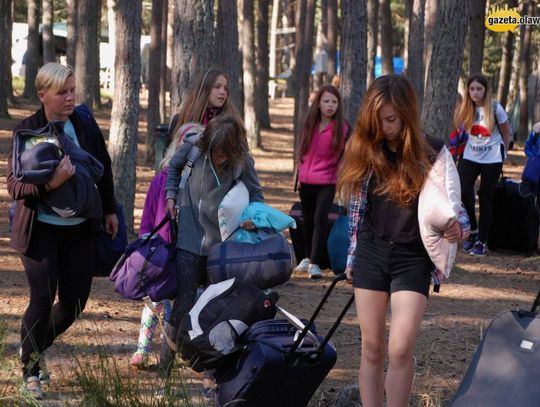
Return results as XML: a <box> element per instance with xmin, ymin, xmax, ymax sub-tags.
<box><xmin>110</xmin><ymin>215</ymin><xmax>178</xmax><ymax>302</ymax></box>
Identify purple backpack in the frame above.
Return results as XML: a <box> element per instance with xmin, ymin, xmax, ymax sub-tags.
<box><xmin>110</xmin><ymin>215</ymin><xmax>178</xmax><ymax>301</ymax></box>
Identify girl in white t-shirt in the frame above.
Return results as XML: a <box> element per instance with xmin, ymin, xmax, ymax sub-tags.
<box><xmin>455</xmin><ymin>73</ymin><xmax>511</xmax><ymax>256</ymax></box>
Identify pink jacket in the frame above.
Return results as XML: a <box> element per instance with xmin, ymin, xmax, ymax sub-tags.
<box><xmin>298</xmin><ymin>120</ymin><xmax>349</xmax><ymax>185</ymax></box>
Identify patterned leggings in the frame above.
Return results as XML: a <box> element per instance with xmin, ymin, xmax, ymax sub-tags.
<box><xmin>135</xmin><ymin>300</ymin><xmax>172</xmax><ymax>354</ymax></box>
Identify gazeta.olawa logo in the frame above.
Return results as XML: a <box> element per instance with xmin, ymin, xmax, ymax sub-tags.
<box><xmin>485</xmin><ymin>4</ymin><xmax>540</xmax><ymax>32</ymax></box>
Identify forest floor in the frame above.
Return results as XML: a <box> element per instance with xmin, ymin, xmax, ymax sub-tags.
<box><xmin>0</xmin><ymin>96</ymin><xmax>539</xmax><ymax>406</ymax></box>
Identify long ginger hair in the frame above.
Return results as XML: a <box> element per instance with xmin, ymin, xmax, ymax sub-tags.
<box><xmin>337</xmin><ymin>75</ymin><xmax>433</xmax><ymax>206</ymax></box>
<box><xmin>298</xmin><ymin>85</ymin><xmax>346</xmax><ymax>158</ymax></box>
<box><xmin>455</xmin><ymin>73</ymin><xmax>494</xmax><ymax>133</ymax></box>
<box><xmin>170</xmin><ymin>68</ymin><xmax>240</xmax><ymax>140</ymax></box>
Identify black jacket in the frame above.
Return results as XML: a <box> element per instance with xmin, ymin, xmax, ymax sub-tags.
<box><xmin>6</xmin><ymin>105</ymin><xmax>116</xmax><ymax>253</ymax></box>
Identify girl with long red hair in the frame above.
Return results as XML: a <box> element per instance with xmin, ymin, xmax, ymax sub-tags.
<box><xmin>338</xmin><ymin>75</ymin><xmax>466</xmax><ymax>406</ymax></box>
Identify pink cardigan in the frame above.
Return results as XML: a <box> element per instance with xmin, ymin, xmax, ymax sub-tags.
<box><xmin>298</xmin><ymin>120</ymin><xmax>349</xmax><ymax>185</ymax></box>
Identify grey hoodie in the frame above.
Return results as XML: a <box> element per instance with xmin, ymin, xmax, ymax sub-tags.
<box><xmin>165</xmin><ymin>135</ymin><xmax>264</xmax><ymax>256</ymax></box>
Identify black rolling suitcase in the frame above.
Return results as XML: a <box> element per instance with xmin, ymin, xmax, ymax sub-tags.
<box><xmin>488</xmin><ymin>178</ymin><xmax>539</xmax><ymax>255</ymax></box>
<box><xmin>289</xmin><ymin>202</ymin><xmax>347</xmax><ymax>269</ymax></box>
<box><xmin>450</xmin><ymin>288</ymin><xmax>540</xmax><ymax>407</ymax></box>
<box><xmin>214</xmin><ymin>274</ymin><xmax>354</xmax><ymax>407</ymax></box>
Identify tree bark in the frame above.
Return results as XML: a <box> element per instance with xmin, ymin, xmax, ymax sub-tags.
<box><xmin>216</xmin><ymin>0</ymin><xmax>243</xmax><ymax>114</ymax></box>
<box><xmin>366</xmin><ymin>0</ymin><xmax>378</xmax><ymax>86</ymax></box>
<box><xmin>507</xmin><ymin>28</ymin><xmax>521</xmax><ymax>112</ymax></box>
<box><xmin>423</xmin><ymin>0</ymin><xmax>437</xmax><ymax>85</ymax></box>
<box><xmin>255</xmin><ymin>0</ymin><xmax>271</xmax><ymax>128</ymax></box>
<box><xmin>109</xmin><ymin>0</ymin><xmax>142</xmax><ymax>232</ymax></box>
<box><xmin>340</xmin><ymin>0</ymin><xmax>367</xmax><ymax>126</ymax></box>
<box><xmin>326</xmin><ymin>0</ymin><xmax>337</xmax><ymax>80</ymax></box>
<box><xmin>518</xmin><ymin>1</ymin><xmax>534</xmax><ymax>141</ymax></box>
<box><xmin>66</xmin><ymin>0</ymin><xmax>76</xmax><ymax>68</ymax></box>
<box><xmin>496</xmin><ymin>29</ymin><xmax>515</xmax><ymax>109</ymax></box>
<box><xmin>75</xmin><ymin>0</ymin><xmax>100</xmax><ymax>108</ymax></box>
<box><xmin>379</xmin><ymin>0</ymin><xmax>393</xmax><ymax>75</ymax></box>
<box><xmin>23</xmin><ymin>0</ymin><xmax>40</xmax><ymax>100</ymax></box>
<box><xmin>533</xmin><ymin>43</ymin><xmax>540</xmax><ymax>123</ymax></box>
<box><xmin>146</xmin><ymin>0</ymin><xmax>165</xmax><ymax>164</ymax></box>
<box><xmin>0</xmin><ymin>0</ymin><xmax>12</xmax><ymax>117</ymax></box>
<box><xmin>239</xmin><ymin>0</ymin><xmax>260</xmax><ymax>147</ymax></box>
<box><xmin>159</xmin><ymin>0</ymin><xmax>168</xmax><ymax>123</ymax></box>
<box><xmin>292</xmin><ymin>0</ymin><xmax>315</xmax><ymax>158</ymax></box>
<box><xmin>42</xmin><ymin>0</ymin><xmax>55</xmax><ymax>64</ymax></box>
<box><xmin>406</xmin><ymin>0</ymin><xmax>425</xmax><ymax>111</ymax></box>
<box><xmin>468</xmin><ymin>0</ymin><xmax>486</xmax><ymax>76</ymax></box>
<box><xmin>171</xmin><ymin>0</ymin><xmax>214</xmax><ymax>113</ymax></box>
<box><xmin>422</xmin><ymin>0</ymin><xmax>470</xmax><ymax>142</ymax></box>
<box><xmin>107</xmin><ymin>0</ymin><xmax>117</xmax><ymax>90</ymax></box>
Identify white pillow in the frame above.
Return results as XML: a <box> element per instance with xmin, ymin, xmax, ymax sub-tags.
<box><xmin>418</xmin><ymin>146</ymin><xmax>461</xmax><ymax>278</ymax></box>
<box><xmin>218</xmin><ymin>181</ymin><xmax>249</xmax><ymax>241</ymax></box>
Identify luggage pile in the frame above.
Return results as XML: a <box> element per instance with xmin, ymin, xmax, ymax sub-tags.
<box><xmin>179</xmin><ymin>232</ymin><xmax>353</xmax><ymax>406</ymax></box>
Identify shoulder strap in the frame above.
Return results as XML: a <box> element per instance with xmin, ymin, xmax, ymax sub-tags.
<box><xmin>492</xmin><ymin>101</ymin><xmax>502</xmax><ymax>135</ymax></box>
<box><xmin>179</xmin><ymin>145</ymin><xmax>201</xmax><ymax>190</ymax></box>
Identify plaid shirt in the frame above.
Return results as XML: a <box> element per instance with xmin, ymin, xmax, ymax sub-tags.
<box><xmin>345</xmin><ymin>169</ymin><xmax>470</xmax><ymax>292</ymax></box>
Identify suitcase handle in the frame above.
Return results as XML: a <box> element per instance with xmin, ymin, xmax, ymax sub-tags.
<box><xmin>288</xmin><ymin>273</ymin><xmax>353</xmax><ymax>356</ymax></box>
<box><xmin>532</xmin><ymin>288</ymin><xmax>540</xmax><ymax>313</ymax></box>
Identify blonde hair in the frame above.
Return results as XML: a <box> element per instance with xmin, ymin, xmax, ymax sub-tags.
<box><xmin>160</xmin><ymin>123</ymin><xmax>205</xmax><ymax>168</ymax></box>
<box><xmin>455</xmin><ymin>73</ymin><xmax>494</xmax><ymax>133</ymax></box>
<box><xmin>35</xmin><ymin>62</ymin><xmax>73</xmax><ymax>94</ymax></box>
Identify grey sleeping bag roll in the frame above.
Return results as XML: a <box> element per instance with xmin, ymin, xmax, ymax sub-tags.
<box><xmin>207</xmin><ymin>235</ymin><xmax>295</xmax><ymax>289</ymax></box>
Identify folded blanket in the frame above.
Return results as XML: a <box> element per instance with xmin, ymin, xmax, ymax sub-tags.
<box><xmin>13</xmin><ymin>121</ymin><xmax>104</xmax><ymax>218</ymax></box>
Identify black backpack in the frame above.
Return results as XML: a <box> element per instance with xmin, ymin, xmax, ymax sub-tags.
<box><xmin>178</xmin><ymin>278</ymin><xmax>279</xmax><ymax>372</ymax></box>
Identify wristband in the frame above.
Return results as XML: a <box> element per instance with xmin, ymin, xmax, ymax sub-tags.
<box><xmin>46</xmin><ymin>182</ymin><xmax>53</xmax><ymax>191</ymax></box>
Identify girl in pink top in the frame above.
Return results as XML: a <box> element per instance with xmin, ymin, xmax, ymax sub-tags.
<box><xmin>295</xmin><ymin>85</ymin><xmax>349</xmax><ymax>278</ymax></box>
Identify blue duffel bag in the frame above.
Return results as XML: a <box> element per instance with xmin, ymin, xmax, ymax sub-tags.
<box><xmin>327</xmin><ymin>209</ymin><xmax>349</xmax><ymax>275</ymax></box>
<box><xmin>207</xmin><ymin>235</ymin><xmax>295</xmax><ymax>289</ymax></box>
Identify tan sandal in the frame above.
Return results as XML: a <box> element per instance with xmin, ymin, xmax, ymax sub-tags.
<box><xmin>22</xmin><ymin>375</ymin><xmax>44</xmax><ymax>400</ymax></box>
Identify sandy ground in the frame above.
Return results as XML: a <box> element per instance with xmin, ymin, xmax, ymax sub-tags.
<box><xmin>0</xmin><ymin>98</ymin><xmax>539</xmax><ymax>406</ymax></box>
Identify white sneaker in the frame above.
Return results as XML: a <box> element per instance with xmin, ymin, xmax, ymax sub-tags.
<box><xmin>294</xmin><ymin>258</ymin><xmax>310</xmax><ymax>272</ymax></box>
<box><xmin>308</xmin><ymin>264</ymin><xmax>322</xmax><ymax>279</ymax></box>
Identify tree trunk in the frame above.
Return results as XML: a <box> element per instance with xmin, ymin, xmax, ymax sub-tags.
<box><xmin>109</xmin><ymin>0</ymin><xmax>142</xmax><ymax>232</ymax></box>
<box><xmin>66</xmin><ymin>0</ymin><xmax>76</xmax><ymax>68</ymax></box>
<box><xmin>42</xmin><ymin>0</ymin><xmax>55</xmax><ymax>64</ymax></box>
<box><xmin>216</xmin><ymin>0</ymin><xmax>243</xmax><ymax>114</ymax></box>
<box><xmin>468</xmin><ymin>0</ymin><xmax>486</xmax><ymax>76</ymax></box>
<box><xmin>0</xmin><ymin>0</ymin><xmax>12</xmax><ymax>117</ymax></box>
<box><xmin>75</xmin><ymin>1</ymin><xmax>100</xmax><ymax>108</ymax></box>
<box><xmin>107</xmin><ymin>0</ymin><xmax>117</xmax><ymax>90</ymax></box>
<box><xmin>159</xmin><ymin>0</ymin><xmax>168</xmax><ymax>123</ymax></box>
<box><xmin>239</xmin><ymin>0</ymin><xmax>260</xmax><ymax>147</ymax></box>
<box><xmin>269</xmin><ymin>0</ymin><xmax>279</xmax><ymax>98</ymax></box>
<box><xmin>171</xmin><ymin>0</ymin><xmax>214</xmax><ymax>113</ymax></box>
<box><xmin>366</xmin><ymin>0</ymin><xmax>378</xmax><ymax>86</ymax></box>
<box><xmin>340</xmin><ymin>0</ymin><xmax>367</xmax><ymax>126</ymax></box>
<box><xmin>406</xmin><ymin>0</ymin><xmax>425</xmax><ymax>111</ymax></box>
<box><xmin>146</xmin><ymin>0</ymin><xmax>165</xmax><ymax>164</ymax></box>
<box><xmin>23</xmin><ymin>0</ymin><xmax>40</xmax><ymax>100</ymax></box>
<box><xmin>497</xmin><ymin>29</ymin><xmax>515</xmax><ymax>109</ymax></box>
<box><xmin>507</xmin><ymin>28</ymin><xmax>521</xmax><ymax>112</ymax></box>
<box><xmin>255</xmin><ymin>0</ymin><xmax>271</xmax><ymax>128</ymax></box>
<box><xmin>422</xmin><ymin>0</ymin><xmax>469</xmax><ymax>142</ymax></box>
<box><xmin>518</xmin><ymin>1</ymin><xmax>534</xmax><ymax>142</ymax></box>
<box><xmin>379</xmin><ymin>0</ymin><xmax>393</xmax><ymax>75</ymax></box>
<box><xmin>292</xmin><ymin>0</ymin><xmax>315</xmax><ymax>158</ymax></box>
<box><xmin>533</xmin><ymin>43</ymin><xmax>540</xmax><ymax>123</ymax></box>
<box><xmin>326</xmin><ymin>0</ymin><xmax>337</xmax><ymax>80</ymax></box>
<box><xmin>423</xmin><ymin>0</ymin><xmax>437</xmax><ymax>85</ymax></box>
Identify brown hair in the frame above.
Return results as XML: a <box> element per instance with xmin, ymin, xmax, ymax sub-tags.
<box><xmin>298</xmin><ymin>84</ymin><xmax>346</xmax><ymax>159</ymax></box>
<box><xmin>455</xmin><ymin>73</ymin><xmax>494</xmax><ymax>133</ymax></box>
<box><xmin>337</xmin><ymin>75</ymin><xmax>433</xmax><ymax>206</ymax></box>
<box><xmin>171</xmin><ymin>68</ymin><xmax>241</xmax><ymax>140</ymax></box>
<box><xmin>198</xmin><ymin>115</ymin><xmax>250</xmax><ymax>171</ymax></box>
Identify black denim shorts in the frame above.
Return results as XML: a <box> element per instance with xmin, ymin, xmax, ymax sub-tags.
<box><xmin>352</xmin><ymin>230</ymin><xmax>433</xmax><ymax>298</ymax></box>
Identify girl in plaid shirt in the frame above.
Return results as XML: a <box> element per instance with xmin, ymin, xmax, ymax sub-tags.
<box><xmin>337</xmin><ymin>75</ymin><xmax>468</xmax><ymax>407</ymax></box>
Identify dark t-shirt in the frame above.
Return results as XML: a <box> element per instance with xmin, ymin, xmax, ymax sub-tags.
<box><xmin>363</xmin><ymin>137</ymin><xmax>443</xmax><ymax>245</ymax></box>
